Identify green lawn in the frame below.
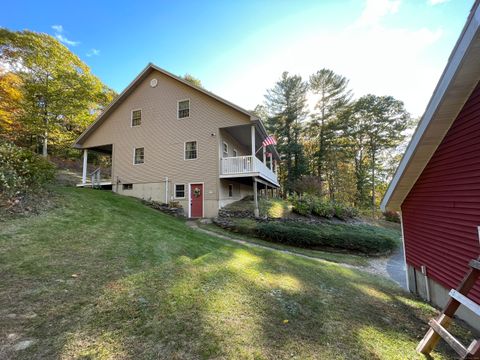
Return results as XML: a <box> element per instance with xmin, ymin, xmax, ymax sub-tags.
<box><xmin>0</xmin><ymin>187</ymin><xmax>473</xmax><ymax>359</ymax></box>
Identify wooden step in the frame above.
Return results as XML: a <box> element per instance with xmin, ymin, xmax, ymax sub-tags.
<box><xmin>470</xmin><ymin>259</ymin><xmax>480</xmax><ymax>271</ymax></box>
<box><xmin>449</xmin><ymin>290</ymin><xmax>480</xmax><ymax>317</ymax></box>
<box><xmin>429</xmin><ymin>319</ymin><xmax>468</xmax><ymax>358</ymax></box>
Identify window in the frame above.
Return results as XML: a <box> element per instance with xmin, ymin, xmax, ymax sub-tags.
<box><xmin>178</xmin><ymin>99</ymin><xmax>190</xmax><ymax>118</ymax></box>
<box><xmin>123</xmin><ymin>183</ymin><xmax>133</xmax><ymax>190</ymax></box>
<box><xmin>185</xmin><ymin>141</ymin><xmax>197</xmax><ymax>160</ymax></box>
<box><xmin>223</xmin><ymin>142</ymin><xmax>229</xmax><ymax>157</ymax></box>
<box><xmin>131</xmin><ymin>109</ymin><xmax>142</xmax><ymax>126</ymax></box>
<box><xmin>233</xmin><ymin>149</ymin><xmax>238</xmax><ymax>157</ymax></box>
<box><xmin>228</xmin><ymin>184</ymin><xmax>233</xmax><ymax>197</ymax></box>
<box><xmin>134</xmin><ymin>147</ymin><xmax>144</xmax><ymax>164</ymax></box>
<box><xmin>175</xmin><ymin>184</ymin><xmax>185</xmax><ymax>198</ymax></box>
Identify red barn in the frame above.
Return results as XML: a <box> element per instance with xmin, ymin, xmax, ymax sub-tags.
<box><xmin>381</xmin><ymin>2</ymin><xmax>480</xmax><ymax>331</ymax></box>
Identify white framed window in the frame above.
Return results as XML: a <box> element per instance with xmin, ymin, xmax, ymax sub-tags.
<box><xmin>134</xmin><ymin>147</ymin><xmax>144</xmax><ymax>164</ymax></box>
<box><xmin>174</xmin><ymin>184</ymin><xmax>186</xmax><ymax>199</ymax></box>
<box><xmin>131</xmin><ymin>109</ymin><xmax>142</xmax><ymax>126</ymax></box>
<box><xmin>233</xmin><ymin>149</ymin><xmax>238</xmax><ymax>157</ymax></box>
<box><xmin>223</xmin><ymin>142</ymin><xmax>229</xmax><ymax>157</ymax></box>
<box><xmin>228</xmin><ymin>184</ymin><xmax>233</xmax><ymax>197</ymax></box>
<box><xmin>184</xmin><ymin>141</ymin><xmax>197</xmax><ymax>160</ymax></box>
<box><xmin>178</xmin><ymin>99</ymin><xmax>190</xmax><ymax>119</ymax></box>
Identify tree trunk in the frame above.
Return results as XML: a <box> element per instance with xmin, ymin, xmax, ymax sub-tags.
<box><xmin>42</xmin><ymin>117</ymin><xmax>48</xmax><ymax>157</ymax></box>
<box><xmin>371</xmin><ymin>149</ymin><xmax>376</xmax><ymax>218</ymax></box>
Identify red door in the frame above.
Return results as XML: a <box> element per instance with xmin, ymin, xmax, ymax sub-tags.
<box><xmin>190</xmin><ymin>183</ymin><xmax>203</xmax><ymax>218</ymax></box>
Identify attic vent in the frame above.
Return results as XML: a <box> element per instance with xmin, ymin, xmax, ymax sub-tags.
<box><xmin>150</xmin><ymin>78</ymin><xmax>158</xmax><ymax>88</ymax></box>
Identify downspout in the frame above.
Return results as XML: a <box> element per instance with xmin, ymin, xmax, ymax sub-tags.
<box><xmin>421</xmin><ymin>265</ymin><xmax>431</xmax><ymax>302</ymax></box>
<box><xmin>165</xmin><ymin>177</ymin><xmax>169</xmax><ymax>204</ymax></box>
<box><xmin>399</xmin><ymin>212</ymin><xmax>410</xmax><ymax>291</ymax></box>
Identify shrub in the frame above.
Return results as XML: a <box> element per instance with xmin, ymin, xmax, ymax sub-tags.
<box><xmin>0</xmin><ymin>142</ymin><xmax>56</xmax><ymax>199</ymax></box>
<box><xmin>254</xmin><ymin>221</ymin><xmax>398</xmax><ymax>254</ymax></box>
<box><xmin>292</xmin><ymin>195</ymin><xmax>358</xmax><ymax>220</ymax></box>
<box><xmin>333</xmin><ymin>203</ymin><xmax>359</xmax><ymax>220</ymax></box>
<box><xmin>291</xmin><ymin>197</ymin><xmax>312</xmax><ymax>216</ymax></box>
<box><xmin>383</xmin><ymin>210</ymin><xmax>400</xmax><ymax>223</ymax></box>
<box><xmin>312</xmin><ymin>199</ymin><xmax>335</xmax><ymax>218</ymax></box>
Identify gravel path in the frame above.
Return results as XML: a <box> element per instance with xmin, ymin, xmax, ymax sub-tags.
<box><xmin>187</xmin><ymin>221</ymin><xmax>407</xmax><ymax>288</ymax></box>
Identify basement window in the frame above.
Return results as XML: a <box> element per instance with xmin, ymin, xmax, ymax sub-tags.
<box><xmin>175</xmin><ymin>184</ymin><xmax>185</xmax><ymax>199</ymax></box>
<box><xmin>228</xmin><ymin>184</ymin><xmax>233</xmax><ymax>197</ymax></box>
<box><xmin>123</xmin><ymin>183</ymin><xmax>133</xmax><ymax>190</ymax></box>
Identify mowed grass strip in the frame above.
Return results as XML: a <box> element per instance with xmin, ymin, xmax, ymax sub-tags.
<box><xmin>0</xmin><ymin>187</ymin><xmax>474</xmax><ymax>359</ymax></box>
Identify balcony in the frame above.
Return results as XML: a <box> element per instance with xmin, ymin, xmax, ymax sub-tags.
<box><xmin>220</xmin><ymin>155</ymin><xmax>279</xmax><ymax>186</ymax></box>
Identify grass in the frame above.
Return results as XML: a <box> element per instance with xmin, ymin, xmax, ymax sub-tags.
<box><xmin>0</xmin><ymin>187</ymin><xmax>475</xmax><ymax>359</ymax></box>
<box><xmin>224</xmin><ymin>197</ymin><xmax>292</xmax><ymax>218</ymax></box>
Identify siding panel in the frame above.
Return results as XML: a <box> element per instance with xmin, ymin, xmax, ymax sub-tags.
<box><xmin>402</xmin><ymin>82</ymin><xmax>480</xmax><ymax>302</ymax></box>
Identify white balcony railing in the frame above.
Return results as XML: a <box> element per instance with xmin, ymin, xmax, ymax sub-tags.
<box><xmin>220</xmin><ymin>155</ymin><xmax>278</xmax><ymax>185</ymax></box>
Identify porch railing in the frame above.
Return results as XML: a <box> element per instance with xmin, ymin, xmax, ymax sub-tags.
<box><xmin>220</xmin><ymin>155</ymin><xmax>278</xmax><ymax>184</ymax></box>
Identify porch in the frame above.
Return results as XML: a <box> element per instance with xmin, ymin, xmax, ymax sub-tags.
<box><xmin>219</xmin><ymin>122</ymin><xmax>280</xmax><ymax>188</ymax></box>
<box><xmin>220</xmin><ymin>155</ymin><xmax>278</xmax><ymax>186</ymax></box>
<box><xmin>219</xmin><ymin>122</ymin><xmax>280</xmax><ymax>217</ymax></box>
<box><xmin>76</xmin><ymin>144</ymin><xmax>113</xmax><ymax>189</ymax></box>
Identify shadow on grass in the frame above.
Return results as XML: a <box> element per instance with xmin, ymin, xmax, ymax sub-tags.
<box><xmin>0</xmin><ymin>188</ymin><xmax>473</xmax><ymax>359</ymax></box>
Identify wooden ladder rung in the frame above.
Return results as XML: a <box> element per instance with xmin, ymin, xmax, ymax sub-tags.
<box><xmin>469</xmin><ymin>260</ymin><xmax>480</xmax><ymax>271</ymax></box>
<box><xmin>449</xmin><ymin>290</ymin><xmax>480</xmax><ymax>317</ymax></box>
<box><xmin>429</xmin><ymin>319</ymin><xmax>469</xmax><ymax>358</ymax></box>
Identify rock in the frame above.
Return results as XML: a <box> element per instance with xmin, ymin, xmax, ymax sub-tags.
<box><xmin>13</xmin><ymin>339</ymin><xmax>36</xmax><ymax>351</ymax></box>
<box><xmin>7</xmin><ymin>333</ymin><xmax>19</xmax><ymax>341</ymax></box>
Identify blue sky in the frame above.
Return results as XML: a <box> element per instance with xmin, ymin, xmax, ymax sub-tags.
<box><xmin>1</xmin><ymin>0</ymin><xmax>474</xmax><ymax>116</ymax></box>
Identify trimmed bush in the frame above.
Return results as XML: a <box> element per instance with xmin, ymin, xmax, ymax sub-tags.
<box><xmin>250</xmin><ymin>221</ymin><xmax>398</xmax><ymax>254</ymax></box>
<box><xmin>0</xmin><ymin>142</ymin><xmax>56</xmax><ymax>199</ymax></box>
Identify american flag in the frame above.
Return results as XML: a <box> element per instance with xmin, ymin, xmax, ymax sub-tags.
<box><xmin>262</xmin><ymin>135</ymin><xmax>277</xmax><ymax>147</ymax></box>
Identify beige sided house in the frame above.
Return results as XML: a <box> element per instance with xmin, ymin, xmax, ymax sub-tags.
<box><xmin>73</xmin><ymin>63</ymin><xmax>280</xmax><ymax>218</ymax></box>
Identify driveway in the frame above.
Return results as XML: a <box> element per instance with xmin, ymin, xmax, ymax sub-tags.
<box><xmin>386</xmin><ymin>246</ymin><xmax>407</xmax><ymax>289</ymax></box>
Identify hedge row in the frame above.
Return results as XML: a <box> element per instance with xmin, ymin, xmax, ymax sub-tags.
<box><xmin>228</xmin><ymin>219</ymin><xmax>399</xmax><ymax>255</ymax></box>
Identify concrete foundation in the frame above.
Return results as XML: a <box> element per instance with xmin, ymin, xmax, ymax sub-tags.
<box><xmin>407</xmin><ymin>264</ymin><xmax>479</xmax><ymax>331</ymax></box>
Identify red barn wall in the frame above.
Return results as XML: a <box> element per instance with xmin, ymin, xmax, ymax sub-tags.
<box><xmin>402</xmin><ymin>81</ymin><xmax>480</xmax><ymax>303</ymax></box>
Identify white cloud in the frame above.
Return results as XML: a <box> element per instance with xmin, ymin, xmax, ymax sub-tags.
<box><xmin>428</xmin><ymin>0</ymin><xmax>449</xmax><ymax>5</ymax></box>
<box><xmin>209</xmin><ymin>0</ymin><xmax>444</xmax><ymax>118</ymax></box>
<box><xmin>51</xmin><ymin>24</ymin><xmax>79</xmax><ymax>46</ymax></box>
<box><xmin>86</xmin><ymin>48</ymin><xmax>100</xmax><ymax>57</ymax></box>
<box><xmin>51</xmin><ymin>24</ymin><xmax>63</xmax><ymax>33</ymax></box>
<box><xmin>356</xmin><ymin>0</ymin><xmax>401</xmax><ymax>27</ymax></box>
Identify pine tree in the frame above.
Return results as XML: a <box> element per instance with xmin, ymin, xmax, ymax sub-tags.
<box><xmin>265</xmin><ymin>72</ymin><xmax>308</xmax><ymax>194</ymax></box>
<box><xmin>309</xmin><ymin>69</ymin><xmax>352</xmax><ymax>188</ymax></box>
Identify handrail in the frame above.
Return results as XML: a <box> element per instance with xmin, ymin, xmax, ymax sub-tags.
<box><xmin>90</xmin><ymin>168</ymin><xmax>101</xmax><ymax>189</ymax></box>
<box><xmin>220</xmin><ymin>155</ymin><xmax>278</xmax><ymax>184</ymax></box>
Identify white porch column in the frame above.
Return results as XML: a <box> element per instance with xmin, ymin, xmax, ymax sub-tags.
<box><xmin>82</xmin><ymin>149</ymin><xmax>88</xmax><ymax>185</ymax></box>
<box><xmin>251</xmin><ymin>125</ymin><xmax>256</xmax><ymax>156</ymax></box>
<box><xmin>262</xmin><ymin>146</ymin><xmax>266</xmax><ymax>164</ymax></box>
<box><xmin>253</xmin><ymin>178</ymin><xmax>259</xmax><ymax>217</ymax></box>
<box><xmin>269</xmin><ymin>153</ymin><xmax>273</xmax><ymax>169</ymax></box>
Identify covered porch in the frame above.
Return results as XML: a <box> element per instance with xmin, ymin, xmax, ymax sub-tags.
<box><xmin>76</xmin><ymin>144</ymin><xmax>113</xmax><ymax>189</ymax></box>
<box><xmin>219</xmin><ymin>121</ymin><xmax>280</xmax><ymax>217</ymax></box>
